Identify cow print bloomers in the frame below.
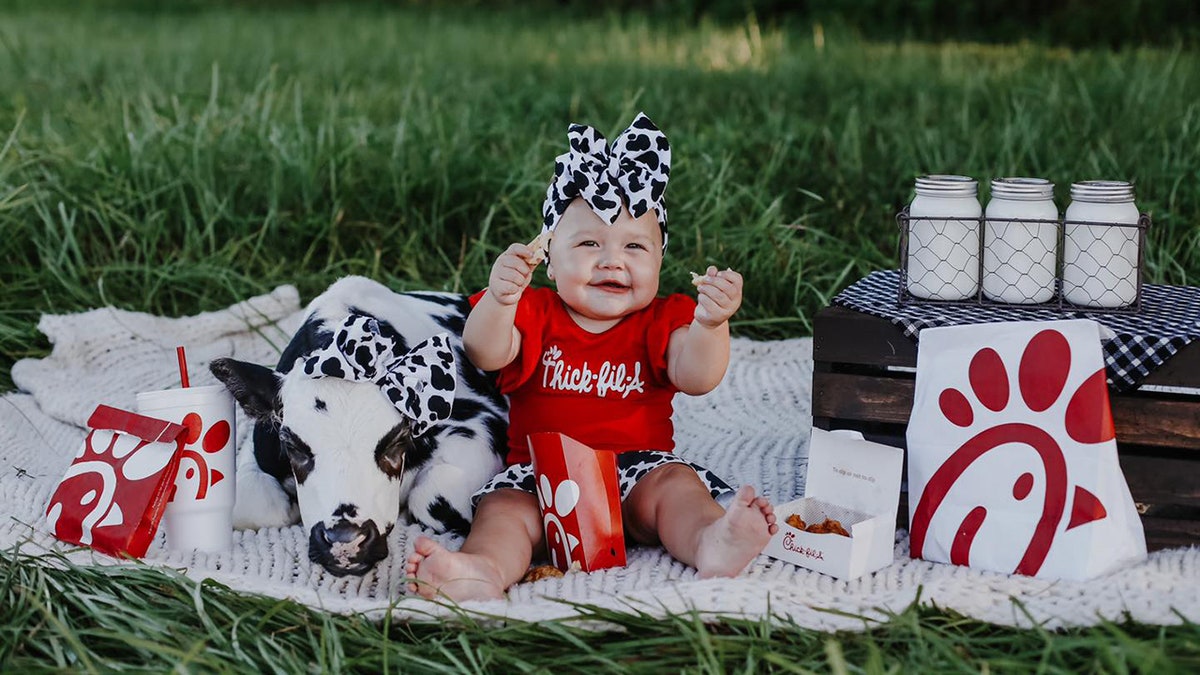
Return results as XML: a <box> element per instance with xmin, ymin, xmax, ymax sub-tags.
<box><xmin>470</xmin><ymin>450</ymin><xmax>734</xmax><ymax>510</ymax></box>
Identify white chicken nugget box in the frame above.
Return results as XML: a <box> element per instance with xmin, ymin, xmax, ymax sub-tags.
<box><xmin>764</xmin><ymin>428</ymin><xmax>904</xmax><ymax>579</ymax></box>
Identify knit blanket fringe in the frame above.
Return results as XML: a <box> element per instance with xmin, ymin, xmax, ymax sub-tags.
<box><xmin>2</xmin><ymin>287</ymin><xmax>1196</xmax><ymax>630</ymax></box>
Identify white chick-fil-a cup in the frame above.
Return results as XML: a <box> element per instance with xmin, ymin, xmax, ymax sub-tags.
<box><xmin>136</xmin><ymin>384</ymin><xmax>236</xmax><ymax>552</ymax></box>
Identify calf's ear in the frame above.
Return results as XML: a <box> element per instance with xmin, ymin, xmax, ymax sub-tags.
<box><xmin>210</xmin><ymin>358</ymin><xmax>283</xmax><ymax>424</ymax></box>
<box><xmin>374</xmin><ymin>422</ymin><xmax>418</xmax><ymax>479</ymax></box>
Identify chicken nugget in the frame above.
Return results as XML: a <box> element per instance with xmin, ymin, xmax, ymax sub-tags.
<box><xmin>824</xmin><ymin>518</ymin><xmax>851</xmax><ymax>538</ymax></box>
<box><xmin>520</xmin><ymin>564</ymin><xmax>564</xmax><ymax>583</ymax></box>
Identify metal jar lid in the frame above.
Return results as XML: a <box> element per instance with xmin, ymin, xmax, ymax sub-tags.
<box><xmin>1070</xmin><ymin>180</ymin><xmax>1135</xmax><ymax>203</ymax></box>
<box><xmin>915</xmin><ymin>174</ymin><xmax>978</xmax><ymax>197</ymax></box>
<box><xmin>990</xmin><ymin>177</ymin><xmax>1054</xmax><ymax>200</ymax></box>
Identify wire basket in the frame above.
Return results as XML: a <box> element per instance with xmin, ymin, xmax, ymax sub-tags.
<box><xmin>896</xmin><ymin>207</ymin><xmax>1151</xmax><ymax>313</ymax></box>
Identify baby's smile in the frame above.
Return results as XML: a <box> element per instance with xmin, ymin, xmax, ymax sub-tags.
<box><xmin>591</xmin><ymin>279</ymin><xmax>631</xmax><ymax>292</ymax></box>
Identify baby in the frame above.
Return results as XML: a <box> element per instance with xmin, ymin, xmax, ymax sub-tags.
<box><xmin>407</xmin><ymin>113</ymin><xmax>777</xmax><ymax>601</ymax></box>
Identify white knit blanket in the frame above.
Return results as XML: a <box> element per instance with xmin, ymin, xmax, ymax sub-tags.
<box><xmin>3</xmin><ymin>287</ymin><xmax>1198</xmax><ymax>631</ymax></box>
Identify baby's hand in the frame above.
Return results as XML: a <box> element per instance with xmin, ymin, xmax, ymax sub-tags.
<box><xmin>488</xmin><ymin>242</ymin><xmax>539</xmax><ymax>306</ymax></box>
<box><xmin>692</xmin><ymin>265</ymin><xmax>743</xmax><ymax>328</ymax></box>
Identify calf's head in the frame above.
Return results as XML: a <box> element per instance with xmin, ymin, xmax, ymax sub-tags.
<box><xmin>211</xmin><ymin>315</ymin><xmax>456</xmax><ymax>576</ymax></box>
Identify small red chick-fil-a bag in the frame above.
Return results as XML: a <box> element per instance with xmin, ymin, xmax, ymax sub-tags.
<box><xmin>45</xmin><ymin>405</ymin><xmax>187</xmax><ymax>558</ymax></box>
<box><xmin>906</xmin><ymin>319</ymin><xmax>1146</xmax><ymax>580</ymax></box>
<box><xmin>528</xmin><ymin>432</ymin><xmax>626</xmax><ymax>572</ymax></box>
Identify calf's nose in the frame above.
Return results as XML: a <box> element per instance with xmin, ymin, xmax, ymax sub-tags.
<box><xmin>309</xmin><ymin>519</ymin><xmax>388</xmax><ymax>576</ymax></box>
<box><xmin>316</xmin><ymin>519</ymin><xmax>375</xmax><ymax>546</ymax></box>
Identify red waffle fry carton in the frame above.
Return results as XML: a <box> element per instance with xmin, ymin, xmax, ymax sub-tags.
<box><xmin>45</xmin><ymin>405</ymin><xmax>187</xmax><ymax>558</ymax></box>
<box><xmin>763</xmin><ymin>428</ymin><xmax>904</xmax><ymax>579</ymax></box>
<box><xmin>528</xmin><ymin>432</ymin><xmax>626</xmax><ymax>573</ymax></box>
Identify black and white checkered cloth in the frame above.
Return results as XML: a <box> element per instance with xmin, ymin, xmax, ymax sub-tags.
<box><xmin>833</xmin><ymin>270</ymin><xmax>1200</xmax><ymax>392</ymax></box>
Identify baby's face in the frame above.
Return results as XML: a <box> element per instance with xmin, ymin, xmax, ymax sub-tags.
<box><xmin>546</xmin><ymin>199</ymin><xmax>663</xmax><ymax>332</ymax></box>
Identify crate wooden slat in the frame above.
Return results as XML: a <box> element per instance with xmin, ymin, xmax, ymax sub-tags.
<box><xmin>893</xmin><ymin>493</ymin><xmax>1200</xmax><ymax>553</ymax></box>
<box><xmin>813</xmin><ymin>371</ymin><xmax>1200</xmax><ymax>450</ymax></box>
<box><xmin>814</xmin><ymin>305</ymin><xmax>1200</xmax><ymax>390</ymax></box>
<box><xmin>812</xmin><ymin>304</ymin><xmax>1200</xmax><ymax>552</ymax></box>
<box><xmin>1136</xmin><ymin>515</ymin><xmax>1200</xmax><ymax>551</ymax></box>
<box><xmin>1119</xmin><ymin>450</ymin><xmax>1200</xmax><ymax>508</ymax></box>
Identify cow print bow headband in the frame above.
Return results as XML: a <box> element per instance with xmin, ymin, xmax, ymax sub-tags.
<box><xmin>540</xmin><ymin>111</ymin><xmax>672</xmax><ymax>251</ymax></box>
<box><xmin>301</xmin><ymin>314</ymin><xmax>457</xmax><ymax>437</ymax></box>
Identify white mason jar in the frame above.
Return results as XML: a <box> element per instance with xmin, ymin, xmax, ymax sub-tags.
<box><xmin>1062</xmin><ymin>180</ymin><xmax>1141</xmax><ymax>308</ymax></box>
<box><xmin>906</xmin><ymin>175</ymin><xmax>981</xmax><ymax>301</ymax></box>
<box><xmin>983</xmin><ymin>177</ymin><xmax>1059</xmax><ymax>304</ymax></box>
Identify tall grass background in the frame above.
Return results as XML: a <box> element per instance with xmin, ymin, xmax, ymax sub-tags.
<box><xmin>2</xmin><ymin>3</ymin><xmax>1200</xmax><ymax>670</ymax></box>
<box><xmin>3</xmin><ymin>4</ymin><xmax>1200</xmax><ymax>389</ymax></box>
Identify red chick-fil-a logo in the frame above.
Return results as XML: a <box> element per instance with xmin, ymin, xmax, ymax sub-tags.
<box><xmin>782</xmin><ymin>532</ymin><xmax>825</xmax><ymax>560</ymax></box>
<box><xmin>171</xmin><ymin>411</ymin><xmax>231</xmax><ymax>502</ymax></box>
<box><xmin>910</xmin><ymin>329</ymin><xmax>1115</xmax><ymax>577</ymax></box>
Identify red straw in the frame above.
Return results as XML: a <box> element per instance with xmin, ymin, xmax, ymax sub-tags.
<box><xmin>176</xmin><ymin>346</ymin><xmax>190</xmax><ymax>388</ymax></box>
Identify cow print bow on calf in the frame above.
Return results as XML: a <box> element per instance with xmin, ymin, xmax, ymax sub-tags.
<box><xmin>541</xmin><ymin>111</ymin><xmax>672</xmax><ymax>250</ymax></box>
<box><xmin>301</xmin><ymin>314</ymin><xmax>457</xmax><ymax>436</ymax></box>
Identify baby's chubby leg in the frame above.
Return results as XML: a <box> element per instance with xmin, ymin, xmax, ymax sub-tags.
<box><xmin>406</xmin><ymin>489</ymin><xmax>543</xmax><ymax>602</ymax></box>
<box><xmin>623</xmin><ymin>463</ymin><xmax>777</xmax><ymax>578</ymax></box>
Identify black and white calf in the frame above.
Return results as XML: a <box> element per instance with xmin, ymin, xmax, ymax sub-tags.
<box><xmin>210</xmin><ymin>276</ymin><xmax>506</xmax><ymax>576</ymax></box>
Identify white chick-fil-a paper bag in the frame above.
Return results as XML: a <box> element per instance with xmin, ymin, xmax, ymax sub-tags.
<box><xmin>906</xmin><ymin>319</ymin><xmax>1146</xmax><ymax>580</ymax></box>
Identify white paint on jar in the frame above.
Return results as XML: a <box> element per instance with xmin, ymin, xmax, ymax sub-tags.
<box><xmin>907</xmin><ymin>175</ymin><xmax>981</xmax><ymax>301</ymax></box>
<box><xmin>1062</xmin><ymin>181</ymin><xmax>1140</xmax><ymax>309</ymax></box>
<box><xmin>983</xmin><ymin>177</ymin><xmax>1059</xmax><ymax>304</ymax></box>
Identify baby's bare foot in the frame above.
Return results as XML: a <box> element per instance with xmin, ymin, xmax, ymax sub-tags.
<box><xmin>695</xmin><ymin>485</ymin><xmax>777</xmax><ymax>578</ymax></box>
<box><xmin>405</xmin><ymin>535</ymin><xmax>506</xmax><ymax>602</ymax></box>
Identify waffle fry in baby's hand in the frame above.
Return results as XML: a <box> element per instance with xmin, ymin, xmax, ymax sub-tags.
<box><xmin>527</xmin><ymin>230</ymin><xmax>551</xmax><ymax>265</ymax></box>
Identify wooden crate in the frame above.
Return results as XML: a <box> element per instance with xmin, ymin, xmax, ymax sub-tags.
<box><xmin>811</xmin><ymin>304</ymin><xmax>1200</xmax><ymax>551</ymax></box>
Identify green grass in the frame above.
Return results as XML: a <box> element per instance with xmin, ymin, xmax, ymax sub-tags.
<box><xmin>2</xmin><ymin>4</ymin><xmax>1200</xmax><ymax>670</ymax></box>
<box><xmin>3</xmin><ymin>549</ymin><xmax>1199</xmax><ymax>673</ymax></box>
